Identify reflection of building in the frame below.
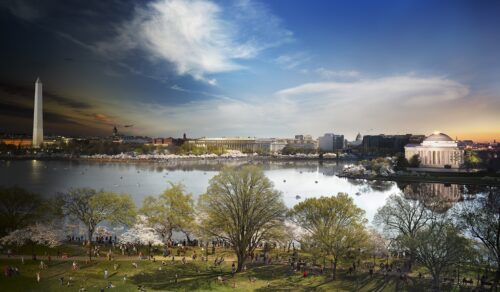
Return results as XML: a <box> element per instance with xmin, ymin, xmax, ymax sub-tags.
<box><xmin>402</xmin><ymin>183</ymin><xmax>463</xmax><ymax>212</ymax></box>
<box><xmin>319</xmin><ymin>133</ymin><xmax>344</xmax><ymax>152</ymax></box>
<box><xmin>32</xmin><ymin>77</ymin><xmax>44</xmax><ymax>148</ymax></box>
<box><xmin>404</xmin><ymin>132</ymin><xmax>464</xmax><ymax>168</ymax></box>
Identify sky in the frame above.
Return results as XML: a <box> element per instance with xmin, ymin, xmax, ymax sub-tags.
<box><xmin>0</xmin><ymin>0</ymin><xmax>499</xmax><ymax>141</ymax></box>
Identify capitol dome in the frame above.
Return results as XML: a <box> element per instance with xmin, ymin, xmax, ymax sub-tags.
<box><xmin>424</xmin><ymin>132</ymin><xmax>454</xmax><ymax>142</ymax></box>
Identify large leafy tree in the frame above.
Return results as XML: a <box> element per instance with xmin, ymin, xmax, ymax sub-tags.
<box><xmin>373</xmin><ymin>194</ymin><xmax>433</xmax><ymax>271</ymax></box>
<box><xmin>455</xmin><ymin>187</ymin><xmax>500</xmax><ymax>286</ymax></box>
<box><xmin>59</xmin><ymin>188</ymin><xmax>136</xmax><ymax>260</ymax></box>
<box><xmin>289</xmin><ymin>193</ymin><xmax>368</xmax><ymax>279</ymax></box>
<box><xmin>408</xmin><ymin>216</ymin><xmax>472</xmax><ymax>289</ymax></box>
<box><xmin>140</xmin><ymin>182</ymin><xmax>195</xmax><ymax>244</ymax></box>
<box><xmin>0</xmin><ymin>187</ymin><xmax>42</xmax><ymax>236</ymax></box>
<box><xmin>198</xmin><ymin>165</ymin><xmax>287</xmax><ymax>272</ymax></box>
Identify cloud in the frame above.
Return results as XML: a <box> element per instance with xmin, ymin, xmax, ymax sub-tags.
<box><xmin>97</xmin><ymin>0</ymin><xmax>292</xmax><ymax>84</ymax></box>
<box><xmin>274</xmin><ymin>53</ymin><xmax>311</xmax><ymax>69</ymax></box>
<box><xmin>0</xmin><ymin>0</ymin><xmax>42</xmax><ymax>21</ymax></box>
<box><xmin>276</xmin><ymin>75</ymin><xmax>469</xmax><ymax>106</ymax></box>
<box><xmin>128</xmin><ymin>74</ymin><xmax>472</xmax><ymax>138</ymax></box>
<box><xmin>0</xmin><ymin>82</ymin><xmax>93</xmax><ymax>110</ymax></box>
<box><xmin>93</xmin><ymin>113</ymin><xmax>114</xmax><ymax>125</ymax></box>
<box><xmin>315</xmin><ymin>67</ymin><xmax>360</xmax><ymax>79</ymax></box>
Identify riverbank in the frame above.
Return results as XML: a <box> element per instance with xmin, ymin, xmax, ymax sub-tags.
<box><xmin>339</xmin><ymin>171</ymin><xmax>500</xmax><ymax>186</ymax></box>
<box><xmin>0</xmin><ymin>153</ymin><xmax>353</xmax><ymax>163</ymax></box>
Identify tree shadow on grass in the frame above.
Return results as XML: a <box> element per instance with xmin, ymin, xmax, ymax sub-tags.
<box><xmin>130</xmin><ymin>262</ymin><xmax>230</xmax><ymax>291</ymax></box>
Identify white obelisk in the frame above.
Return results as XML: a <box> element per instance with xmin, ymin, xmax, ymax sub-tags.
<box><xmin>32</xmin><ymin>77</ymin><xmax>43</xmax><ymax>148</ymax></box>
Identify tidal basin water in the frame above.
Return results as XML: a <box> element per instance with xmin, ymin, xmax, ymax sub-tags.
<box><xmin>0</xmin><ymin>159</ymin><xmax>470</xmax><ymax>223</ymax></box>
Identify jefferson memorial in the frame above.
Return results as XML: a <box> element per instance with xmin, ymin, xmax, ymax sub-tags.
<box><xmin>404</xmin><ymin>132</ymin><xmax>464</xmax><ymax>169</ymax></box>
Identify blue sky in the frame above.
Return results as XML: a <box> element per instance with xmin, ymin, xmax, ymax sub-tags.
<box><xmin>0</xmin><ymin>0</ymin><xmax>499</xmax><ymax>141</ymax></box>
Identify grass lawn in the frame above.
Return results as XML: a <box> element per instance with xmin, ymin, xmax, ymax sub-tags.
<box><xmin>0</xmin><ymin>244</ymin><xmax>485</xmax><ymax>291</ymax></box>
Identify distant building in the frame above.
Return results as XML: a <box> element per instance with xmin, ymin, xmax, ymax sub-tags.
<box><xmin>152</xmin><ymin>137</ymin><xmax>174</xmax><ymax>146</ymax></box>
<box><xmin>188</xmin><ymin>137</ymin><xmax>259</xmax><ymax>152</ymax></box>
<box><xmin>0</xmin><ymin>137</ymin><xmax>32</xmax><ymax>148</ymax></box>
<box><xmin>318</xmin><ymin>133</ymin><xmax>344</xmax><ymax>152</ymax></box>
<box><xmin>288</xmin><ymin>134</ymin><xmax>317</xmax><ymax>151</ymax></box>
<box><xmin>120</xmin><ymin>136</ymin><xmax>152</xmax><ymax>144</ymax></box>
<box><xmin>404</xmin><ymin>132</ymin><xmax>464</xmax><ymax>169</ymax></box>
<box><xmin>362</xmin><ymin>134</ymin><xmax>424</xmax><ymax>155</ymax></box>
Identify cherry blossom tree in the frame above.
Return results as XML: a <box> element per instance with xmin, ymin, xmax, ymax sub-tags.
<box><xmin>1</xmin><ymin>223</ymin><xmax>62</xmax><ymax>260</ymax></box>
<box><xmin>119</xmin><ymin>215</ymin><xmax>163</xmax><ymax>255</ymax></box>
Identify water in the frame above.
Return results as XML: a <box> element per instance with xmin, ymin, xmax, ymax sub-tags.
<box><xmin>0</xmin><ymin>159</ymin><xmax>476</xmax><ymax>223</ymax></box>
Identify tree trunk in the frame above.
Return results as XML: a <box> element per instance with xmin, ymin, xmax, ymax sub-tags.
<box><xmin>236</xmin><ymin>251</ymin><xmax>246</xmax><ymax>272</ymax></box>
<box><xmin>88</xmin><ymin>229</ymin><xmax>93</xmax><ymax>261</ymax></box>
<box><xmin>331</xmin><ymin>258</ymin><xmax>337</xmax><ymax>279</ymax></box>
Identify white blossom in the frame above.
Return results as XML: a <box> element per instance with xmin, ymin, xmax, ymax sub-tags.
<box><xmin>1</xmin><ymin>223</ymin><xmax>62</xmax><ymax>248</ymax></box>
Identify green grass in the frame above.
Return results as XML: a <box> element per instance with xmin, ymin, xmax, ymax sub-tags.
<box><xmin>0</xmin><ymin>244</ymin><xmax>487</xmax><ymax>291</ymax></box>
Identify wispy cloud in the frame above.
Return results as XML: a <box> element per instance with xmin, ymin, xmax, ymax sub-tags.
<box><xmin>97</xmin><ymin>0</ymin><xmax>292</xmax><ymax>84</ymax></box>
<box><xmin>315</xmin><ymin>67</ymin><xmax>360</xmax><ymax>79</ymax></box>
<box><xmin>0</xmin><ymin>0</ymin><xmax>43</xmax><ymax>21</ymax></box>
<box><xmin>274</xmin><ymin>52</ymin><xmax>311</xmax><ymax>70</ymax></box>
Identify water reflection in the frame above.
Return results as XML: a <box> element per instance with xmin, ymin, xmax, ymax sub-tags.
<box><xmin>0</xmin><ymin>159</ymin><xmax>491</xmax><ymax>222</ymax></box>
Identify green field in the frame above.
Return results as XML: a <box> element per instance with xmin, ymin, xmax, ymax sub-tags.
<box><xmin>0</xmin><ymin>244</ymin><xmax>485</xmax><ymax>291</ymax></box>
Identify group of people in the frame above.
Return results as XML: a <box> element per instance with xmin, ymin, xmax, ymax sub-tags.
<box><xmin>3</xmin><ymin>265</ymin><xmax>20</xmax><ymax>277</ymax></box>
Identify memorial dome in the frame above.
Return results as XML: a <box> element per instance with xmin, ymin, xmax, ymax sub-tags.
<box><xmin>424</xmin><ymin>132</ymin><xmax>453</xmax><ymax>142</ymax></box>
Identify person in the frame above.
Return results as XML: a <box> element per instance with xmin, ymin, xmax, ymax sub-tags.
<box><xmin>107</xmin><ymin>281</ymin><xmax>115</xmax><ymax>288</ymax></box>
<box><xmin>104</xmin><ymin>269</ymin><xmax>108</xmax><ymax>279</ymax></box>
<box><xmin>231</xmin><ymin>262</ymin><xmax>236</xmax><ymax>276</ymax></box>
<box><xmin>36</xmin><ymin>272</ymin><xmax>40</xmax><ymax>283</ymax></box>
<box><xmin>59</xmin><ymin>276</ymin><xmax>65</xmax><ymax>285</ymax></box>
<box><xmin>72</xmin><ymin>261</ymin><xmax>78</xmax><ymax>270</ymax></box>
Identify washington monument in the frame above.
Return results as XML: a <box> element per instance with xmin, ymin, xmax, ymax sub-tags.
<box><xmin>32</xmin><ymin>77</ymin><xmax>43</xmax><ymax>148</ymax></box>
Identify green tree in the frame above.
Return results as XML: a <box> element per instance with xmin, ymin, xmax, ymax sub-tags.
<box><xmin>395</xmin><ymin>155</ymin><xmax>410</xmax><ymax>171</ymax></box>
<box><xmin>408</xmin><ymin>154</ymin><xmax>421</xmax><ymax>168</ymax></box>
<box><xmin>408</xmin><ymin>216</ymin><xmax>472</xmax><ymax>289</ymax></box>
<box><xmin>455</xmin><ymin>188</ymin><xmax>500</xmax><ymax>287</ymax></box>
<box><xmin>373</xmin><ymin>194</ymin><xmax>432</xmax><ymax>271</ymax></box>
<box><xmin>59</xmin><ymin>188</ymin><xmax>136</xmax><ymax>261</ymax></box>
<box><xmin>140</xmin><ymin>182</ymin><xmax>195</xmax><ymax>244</ymax></box>
<box><xmin>0</xmin><ymin>187</ymin><xmax>43</xmax><ymax>236</ymax></box>
<box><xmin>289</xmin><ymin>193</ymin><xmax>369</xmax><ymax>279</ymax></box>
<box><xmin>464</xmin><ymin>150</ymin><xmax>482</xmax><ymax>171</ymax></box>
<box><xmin>198</xmin><ymin>165</ymin><xmax>287</xmax><ymax>272</ymax></box>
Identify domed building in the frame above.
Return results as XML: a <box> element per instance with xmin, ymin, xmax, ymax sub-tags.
<box><xmin>404</xmin><ymin>132</ymin><xmax>464</xmax><ymax>169</ymax></box>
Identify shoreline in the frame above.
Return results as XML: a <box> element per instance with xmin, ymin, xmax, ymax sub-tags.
<box><xmin>338</xmin><ymin>173</ymin><xmax>500</xmax><ymax>186</ymax></box>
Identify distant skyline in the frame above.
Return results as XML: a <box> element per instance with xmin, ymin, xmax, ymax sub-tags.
<box><xmin>0</xmin><ymin>0</ymin><xmax>499</xmax><ymax>142</ymax></box>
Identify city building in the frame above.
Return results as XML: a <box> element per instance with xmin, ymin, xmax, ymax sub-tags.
<box><xmin>318</xmin><ymin>133</ymin><xmax>344</xmax><ymax>152</ymax></box>
<box><xmin>404</xmin><ymin>132</ymin><xmax>464</xmax><ymax>169</ymax></box>
<box><xmin>32</xmin><ymin>77</ymin><xmax>43</xmax><ymax>148</ymax></box>
<box><xmin>362</xmin><ymin>134</ymin><xmax>424</xmax><ymax>155</ymax></box>
<box><xmin>288</xmin><ymin>134</ymin><xmax>317</xmax><ymax>151</ymax></box>
<box><xmin>187</xmin><ymin>137</ymin><xmax>259</xmax><ymax>152</ymax></box>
